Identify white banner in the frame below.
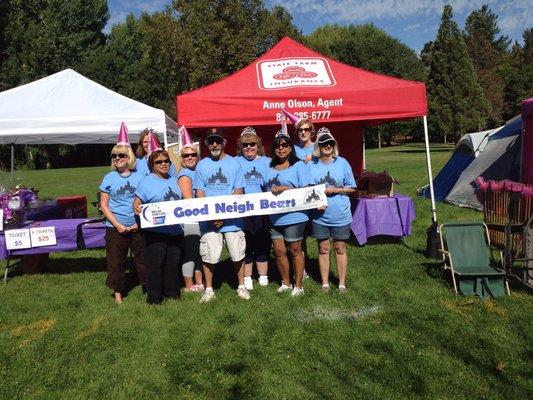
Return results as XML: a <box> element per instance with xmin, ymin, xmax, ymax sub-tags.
<box><xmin>140</xmin><ymin>184</ymin><xmax>327</xmax><ymax>228</ymax></box>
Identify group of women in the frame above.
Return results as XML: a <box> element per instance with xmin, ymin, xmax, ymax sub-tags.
<box><xmin>100</xmin><ymin>120</ymin><xmax>356</xmax><ymax>304</ymax></box>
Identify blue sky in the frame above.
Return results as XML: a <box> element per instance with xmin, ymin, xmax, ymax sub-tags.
<box><xmin>106</xmin><ymin>0</ymin><xmax>531</xmax><ymax>53</ymax></box>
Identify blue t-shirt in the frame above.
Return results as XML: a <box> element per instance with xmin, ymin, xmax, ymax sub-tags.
<box><xmin>236</xmin><ymin>155</ymin><xmax>271</xmax><ymax>194</ymax></box>
<box><xmin>263</xmin><ymin>161</ymin><xmax>312</xmax><ymax>226</ymax></box>
<box><xmin>194</xmin><ymin>155</ymin><xmax>245</xmax><ymax>233</ymax></box>
<box><xmin>308</xmin><ymin>156</ymin><xmax>356</xmax><ymax>226</ymax></box>
<box><xmin>135</xmin><ymin>156</ymin><xmax>150</xmax><ymax>176</ymax></box>
<box><xmin>134</xmin><ymin>173</ymin><xmax>183</xmax><ymax>235</ymax></box>
<box><xmin>99</xmin><ymin>170</ymin><xmax>143</xmax><ymax>228</ymax></box>
<box><xmin>295</xmin><ymin>144</ymin><xmax>314</xmax><ymax>161</ymax></box>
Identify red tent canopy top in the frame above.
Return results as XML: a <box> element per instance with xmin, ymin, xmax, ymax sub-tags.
<box><xmin>177</xmin><ymin>37</ymin><xmax>427</xmax><ymax>128</ymax></box>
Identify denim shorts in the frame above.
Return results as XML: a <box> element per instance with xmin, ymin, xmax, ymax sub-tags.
<box><xmin>312</xmin><ymin>222</ymin><xmax>351</xmax><ymax>241</ymax></box>
<box><xmin>271</xmin><ymin>222</ymin><xmax>307</xmax><ymax>242</ymax></box>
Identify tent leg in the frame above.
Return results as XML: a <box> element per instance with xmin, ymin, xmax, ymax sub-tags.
<box><xmin>423</xmin><ymin>116</ymin><xmax>440</xmax><ymax>259</ymax></box>
<box><xmin>10</xmin><ymin>144</ymin><xmax>14</xmax><ymax>183</ymax></box>
<box><xmin>362</xmin><ymin>127</ymin><xmax>366</xmax><ymax>171</ymax></box>
<box><xmin>423</xmin><ymin>116</ymin><xmax>437</xmax><ymax>223</ymax></box>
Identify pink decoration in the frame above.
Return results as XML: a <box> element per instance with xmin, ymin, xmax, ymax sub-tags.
<box><xmin>489</xmin><ymin>180</ymin><xmax>504</xmax><ymax>193</ymax></box>
<box><xmin>503</xmin><ymin>180</ymin><xmax>513</xmax><ymax>191</ymax></box>
<box><xmin>511</xmin><ymin>182</ymin><xmax>524</xmax><ymax>192</ymax></box>
<box><xmin>521</xmin><ymin>186</ymin><xmax>533</xmax><ymax>198</ymax></box>
<box><xmin>475</xmin><ymin>176</ymin><xmax>489</xmax><ymax>191</ymax></box>
<box><xmin>147</xmin><ymin>131</ymin><xmax>162</xmax><ymax>154</ymax></box>
<box><xmin>282</xmin><ymin>109</ymin><xmax>301</xmax><ymax>125</ymax></box>
<box><xmin>117</xmin><ymin>122</ymin><xmax>130</xmax><ymax>146</ymax></box>
<box><xmin>180</xmin><ymin>125</ymin><xmax>193</xmax><ymax>147</ymax></box>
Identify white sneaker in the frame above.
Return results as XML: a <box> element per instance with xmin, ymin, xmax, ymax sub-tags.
<box><xmin>258</xmin><ymin>275</ymin><xmax>269</xmax><ymax>286</ymax></box>
<box><xmin>291</xmin><ymin>286</ymin><xmax>305</xmax><ymax>297</ymax></box>
<box><xmin>277</xmin><ymin>282</ymin><xmax>292</xmax><ymax>293</ymax></box>
<box><xmin>237</xmin><ymin>286</ymin><xmax>251</xmax><ymax>300</ymax></box>
<box><xmin>321</xmin><ymin>284</ymin><xmax>331</xmax><ymax>293</ymax></box>
<box><xmin>244</xmin><ymin>277</ymin><xmax>254</xmax><ymax>290</ymax></box>
<box><xmin>199</xmin><ymin>289</ymin><xmax>216</xmax><ymax>303</ymax></box>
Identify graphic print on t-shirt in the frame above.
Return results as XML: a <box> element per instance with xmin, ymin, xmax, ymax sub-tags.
<box><xmin>164</xmin><ymin>187</ymin><xmax>181</xmax><ymax>201</ymax></box>
<box><xmin>115</xmin><ymin>181</ymin><xmax>137</xmax><ymax>196</ymax></box>
<box><xmin>207</xmin><ymin>167</ymin><xmax>229</xmax><ymax>185</ymax></box>
<box><xmin>318</xmin><ymin>171</ymin><xmax>338</xmax><ymax>187</ymax></box>
<box><xmin>244</xmin><ymin>166</ymin><xmax>263</xmax><ymax>184</ymax></box>
<box><xmin>264</xmin><ymin>175</ymin><xmax>281</xmax><ymax>189</ymax></box>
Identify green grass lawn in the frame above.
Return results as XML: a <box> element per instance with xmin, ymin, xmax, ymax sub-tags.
<box><xmin>0</xmin><ymin>143</ymin><xmax>531</xmax><ymax>400</ymax></box>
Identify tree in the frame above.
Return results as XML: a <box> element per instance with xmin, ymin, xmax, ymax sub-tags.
<box><xmin>306</xmin><ymin>24</ymin><xmax>425</xmax><ymax>81</ymax></box>
<box><xmin>424</xmin><ymin>5</ymin><xmax>490</xmax><ymax>141</ymax></box>
<box><xmin>464</xmin><ymin>5</ymin><xmax>509</xmax><ymax>125</ymax></box>
<box><xmin>500</xmin><ymin>29</ymin><xmax>533</xmax><ymax>120</ymax></box>
<box><xmin>171</xmin><ymin>0</ymin><xmax>301</xmax><ymax>89</ymax></box>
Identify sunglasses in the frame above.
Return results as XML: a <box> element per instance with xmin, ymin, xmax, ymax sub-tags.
<box><xmin>241</xmin><ymin>142</ymin><xmax>257</xmax><ymax>148</ymax></box>
<box><xmin>298</xmin><ymin>127</ymin><xmax>311</xmax><ymax>132</ymax></box>
<box><xmin>274</xmin><ymin>142</ymin><xmax>290</xmax><ymax>149</ymax></box>
<box><xmin>319</xmin><ymin>141</ymin><xmax>336</xmax><ymax>148</ymax></box>
<box><xmin>154</xmin><ymin>159</ymin><xmax>171</xmax><ymax>165</ymax></box>
<box><xmin>182</xmin><ymin>153</ymin><xmax>197</xmax><ymax>159</ymax></box>
<box><xmin>206</xmin><ymin>137</ymin><xmax>223</xmax><ymax>145</ymax></box>
<box><xmin>111</xmin><ymin>153</ymin><xmax>127</xmax><ymax>159</ymax></box>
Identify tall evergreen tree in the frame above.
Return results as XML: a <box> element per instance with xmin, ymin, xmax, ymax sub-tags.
<box><xmin>464</xmin><ymin>5</ymin><xmax>509</xmax><ymax>125</ymax></box>
<box><xmin>500</xmin><ymin>29</ymin><xmax>533</xmax><ymax>120</ymax></box>
<box><xmin>425</xmin><ymin>5</ymin><xmax>490</xmax><ymax>141</ymax></box>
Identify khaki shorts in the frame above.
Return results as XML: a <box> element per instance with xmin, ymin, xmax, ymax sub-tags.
<box><xmin>199</xmin><ymin>230</ymin><xmax>246</xmax><ymax>264</ymax></box>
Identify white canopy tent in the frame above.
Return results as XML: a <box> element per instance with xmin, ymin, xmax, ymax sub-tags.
<box><xmin>0</xmin><ymin>69</ymin><xmax>179</xmax><ymax>168</ymax></box>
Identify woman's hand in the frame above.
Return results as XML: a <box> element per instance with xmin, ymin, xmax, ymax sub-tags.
<box><xmin>303</xmin><ymin>155</ymin><xmax>313</xmax><ymax>163</ymax></box>
<box><xmin>128</xmin><ymin>223</ymin><xmax>138</xmax><ymax>232</ymax></box>
<box><xmin>115</xmin><ymin>223</ymin><xmax>128</xmax><ymax>234</ymax></box>
<box><xmin>325</xmin><ymin>186</ymin><xmax>337</xmax><ymax>196</ymax></box>
<box><xmin>213</xmin><ymin>220</ymin><xmax>224</xmax><ymax>229</ymax></box>
<box><xmin>271</xmin><ymin>185</ymin><xmax>287</xmax><ymax>195</ymax></box>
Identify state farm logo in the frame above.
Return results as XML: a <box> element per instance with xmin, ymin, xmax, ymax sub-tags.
<box><xmin>257</xmin><ymin>57</ymin><xmax>336</xmax><ymax>90</ymax></box>
<box><xmin>273</xmin><ymin>66</ymin><xmax>317</xmax><ymax>80</ymax></box>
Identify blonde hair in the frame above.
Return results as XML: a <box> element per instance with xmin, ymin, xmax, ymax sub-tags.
<box><xmin>136</xmin><ymin>128</ymin><xmax>161</xmax><ymax>158</ymax></box>
<box><xmin>238</xmin><ymin>132</ymin><xmax>265</xmax><ymax>156</ymax></box>
<box><xmin>312</xmin><ymin>141</ymin><xmax>339</xmax><ymax>158</ymax></box>
<box><xmin>110</xmin><ymin>145</ymin><xmax>137</xmax><ymax>170</ymax></box>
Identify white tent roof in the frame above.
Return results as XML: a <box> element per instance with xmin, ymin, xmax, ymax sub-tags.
<box><xmin>0</xmin><ymin>69</ymin><xmax>179</xmax><ymax>145</ymax></box>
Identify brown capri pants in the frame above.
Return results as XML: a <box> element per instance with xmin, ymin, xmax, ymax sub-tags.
<box><xmin>105</xmin><ymin>227</ymin><xmax>147</xmax><ymax>294</ymax></box>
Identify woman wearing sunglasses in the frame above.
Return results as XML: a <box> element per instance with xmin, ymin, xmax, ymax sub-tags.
<box><xmin>264</xmin><ymin>131</ymin><xmax>313</xmax><ymax>296</ymax></box>
<box><xmin>133</xmin><ymin>149</ymin><xmax>183</xmax><ymax>304</ymax></box>
<box><xmin>176</xmin><ymin>141</ymin><xmax>204</xmax><ymax>293</ymax></box>
<box><xmin>236</xmin><ymin>127</ymin><xmax>272</xmax><ymax>289</ymax></box>
<box><xmin>99</xmin><ymin>144</ymin><xmax>146</xmax><ymax>304</ymax></box>
<box><xmin>294</xmin><ymin>118</ymin><xmax>316</xmax><ymax>163</ymax></box>
<box><xmin>308</xmin><ymin>128</ymin><xmax>356</xmax><ymax>293</ymax></box>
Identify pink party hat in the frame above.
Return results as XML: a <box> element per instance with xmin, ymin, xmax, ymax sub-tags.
<box><xmin>282</xmin><ymin>109</ymin><xmax>301</xmax><ymax>125</ymax></box>
<box><xmin>180</xmin><ymin>125</ymin><xmax>193</xmax><ymax>148</ymax></box>
<box><xmin>147</xmin><ymin>131</ymin><xmax>162</xmax><ymax>154</ymax></box>
<box><xmin>117</xmin><ymin>122</ymin><xmax>130</xmax><ymax>146</ymax></box>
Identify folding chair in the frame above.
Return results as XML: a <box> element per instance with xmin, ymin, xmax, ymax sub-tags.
<box><xmin>439</xmin><ymin>222</ymin><xmax>510</xmax><ymax>298</ymax></box>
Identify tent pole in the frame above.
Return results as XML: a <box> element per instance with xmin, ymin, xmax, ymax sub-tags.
<box><xmin>423</xmin><ymin>116</ymin><xmax>437</xmax><ymax>223</ymax></box>
<box><xmin>362</xmin><ymin>127</ymin><xmax>366</xmax><ymax>170</ymax></box>
<box><xmin>10</xmin><ymin>144</ymin><xmax>14</xmax><ymax>183</ymax></box>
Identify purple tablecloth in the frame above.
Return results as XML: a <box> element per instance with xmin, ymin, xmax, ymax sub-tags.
<box><xmin>0</xmin><ymin>218</ymin><xmax>105</xmax><ymax>260</ymax></box>
<box><xmin>350</xmin><ymin>194</ymin><xmax>415</xmax><ymax>245</ymax></box>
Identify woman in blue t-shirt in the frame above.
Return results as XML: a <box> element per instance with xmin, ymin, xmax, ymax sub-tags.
<box><xmin>99</xmin><ymin>144</ymin><xmax>146</xmax><ymax>304</ymax></box>
<box><xmin>176</xmin><ymin>143</ymin><xmax>204</xmax><ymax>293</ymax></box>
<box><xmin>264</xmin><ymin>131</ymin><xmax>312</xmax><ymax>297</ymax></box>
<box><xmin>133</xmin><ymin>149</ymin><xmax>183</xmax><ymax>305</ymax></box>
<box><xmin>236</xmin><ymin>127</ymin><xmax>272</xmax><ymax>290</ymax></box>
<box><xmin>308</xmin><ymin>128</ymin><xmax>356</xmax><ymax>293</ymax></box>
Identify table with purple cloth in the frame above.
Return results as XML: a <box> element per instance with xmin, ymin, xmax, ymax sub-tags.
<box><xmin>350</xmin><ymin>194</ymin><xmax>415</xmax><ymax>245</ymax></box>
<box><xmin>0</xmin><ymin>218</ymin><xmax>105</xmax><ymax>260</ymax></box>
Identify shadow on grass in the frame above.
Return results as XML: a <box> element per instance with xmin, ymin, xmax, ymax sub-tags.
<box><xmin>392</xmin><ymin>148</ymin><xmax>453</xmax><ymax>154</ymax></box>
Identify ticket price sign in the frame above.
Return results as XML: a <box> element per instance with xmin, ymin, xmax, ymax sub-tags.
<box><xmin>5</xmin><ymin>228</ymin><xmax>32</xmax><ymax>250</ymax></box>
<box><xmin>30</xmin><ymin>227</ymin><xmax>57</xmax><ymax>248</ymax></box>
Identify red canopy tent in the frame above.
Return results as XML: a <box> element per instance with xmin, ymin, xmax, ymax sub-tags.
<box><xmin>521</xmin><ymin>97</ymin><xmax>533</xmax><ymax>184</ymax></box>
<box><xmin>176</xmin><ymin>37</ymin><xmax>437</xmax><ymax>222</ymax></box>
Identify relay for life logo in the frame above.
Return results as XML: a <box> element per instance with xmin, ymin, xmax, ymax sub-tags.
<box><xmin>256</xmin><ymin>57</ymin><xmax>336</xmax><ymax>90</ymax></box>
